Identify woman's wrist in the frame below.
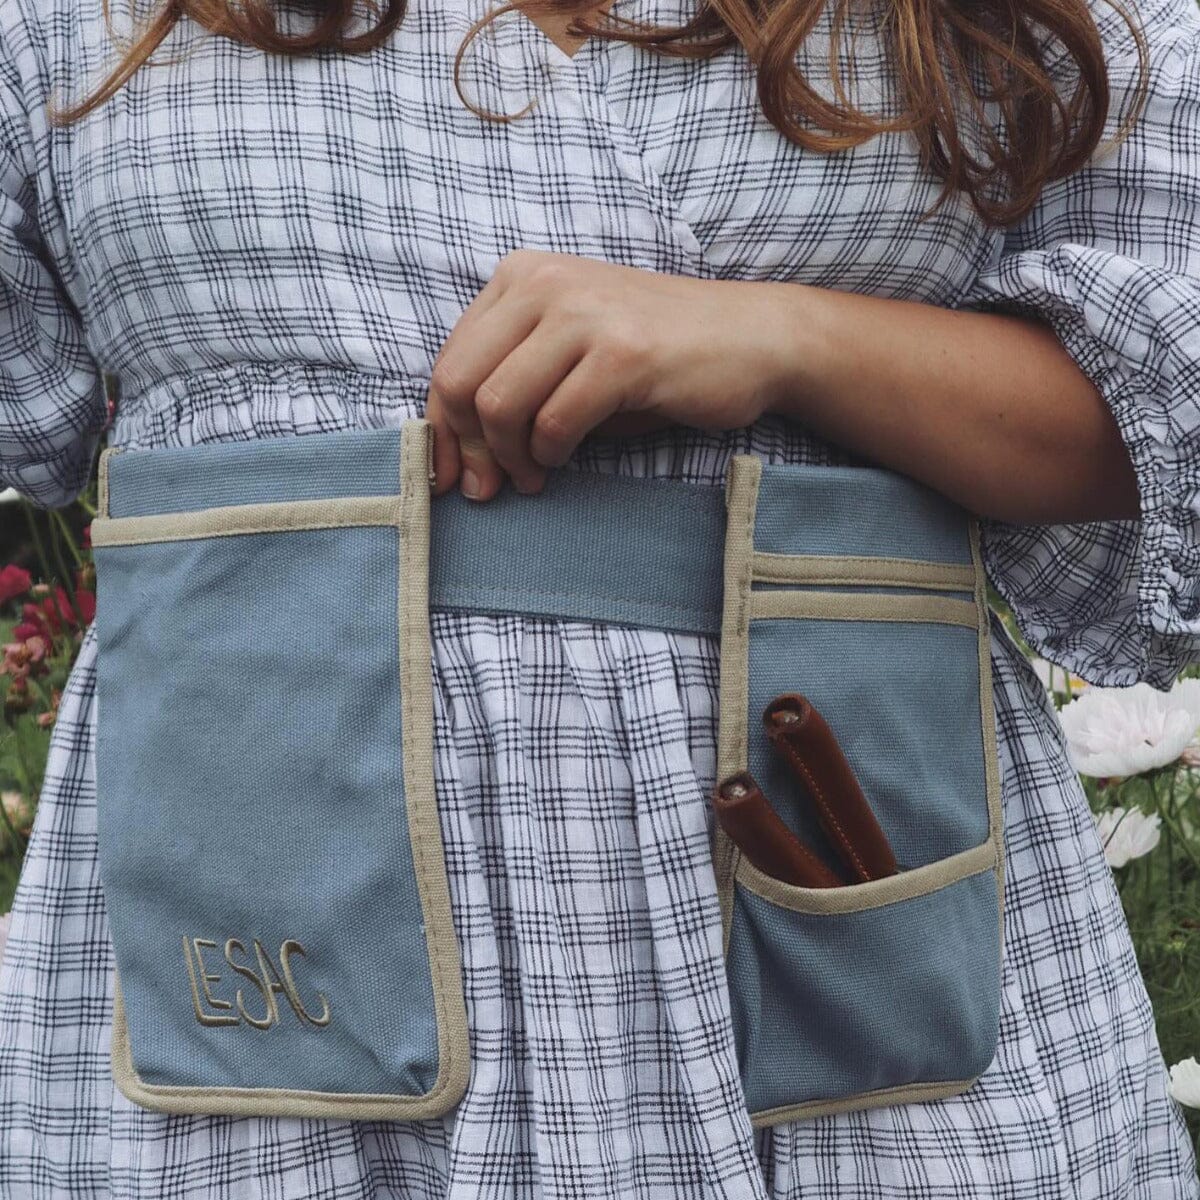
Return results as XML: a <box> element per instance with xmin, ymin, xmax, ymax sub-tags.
<box><xmin>750</xmin><ymin>280</ymin><xmax>831</xmax><ymax>424</ymax></box>
<box><xmin>748</xmin><ymin>279</ymin><xmax>1139</xmax><ymax>523</ymax></box>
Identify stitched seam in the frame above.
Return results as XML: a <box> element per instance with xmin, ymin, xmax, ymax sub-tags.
<box><xmin>91</xmin><ymin>498</ymin><xmax>402</xmax><ymax>547</ymax></box>
<box><xmin>437</xmin><ymin>585</ymin><xmax>711</xmax><ymax>617</ymax></box>
<box><xmin>735</xmin><ymin>838</ymin><xmax>995</xmax><ymax>913</ymax></box>
<box><xmin>100</xmin><ymin>516</ymin><xmax>396</xmax><ymax>541</ymax></box>
<box><xmin>776</xmin><ymin>739</ymin><xmax>868</xmax><ymax>881</ymax></box>
<box><xmin>398</xmin><ymin>426</ymin><xmax>456</xmax><ymax>1109</ymax></box>
<box><xmin>754</xmin><ymin>553</ymin><xmax>972</xmax><ymax>571</ymax></box>
<box><xmin>749</xmin><ymin>1075</ymin><xmax>980</xmax><ymax>1125</ymax></box>
<box><xmin>749</xmin><ymin>590</ymin><xmax>979</xmax><ymax>627</ymax></box>
<box><xmin>750</xmin><ymin>552</ymin><xmax>976</xmax><ymax>590</ymax></box>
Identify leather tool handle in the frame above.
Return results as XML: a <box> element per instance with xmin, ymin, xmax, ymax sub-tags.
<box><xmin>711</xmin><ymin>771</ymin><xmax>844</xmax><ymax>888</ymax></box>
<box><xmin>763</xmin><ymin>694</ymin><xmax>899</xmax><ymax>883</ymax></box>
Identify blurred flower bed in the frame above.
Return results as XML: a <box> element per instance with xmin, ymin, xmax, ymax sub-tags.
<box><xmin>0</xmin><ymin>481</ymin><xmax>96</xmax><ymax>924</ymax></box>
<box><xmin>0</xmin><ymin>475</ymin><xmax>1196</xmax><ymax>1160</ymax></box>
<box><xmin>1002</xmin><ymin>617</ymin><xmax>1200</xmax><ymax>1155</ymax></box>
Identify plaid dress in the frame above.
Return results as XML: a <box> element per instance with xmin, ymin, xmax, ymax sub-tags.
<box><xmin>2</xmin><ymin>0</ymin><xmax>1199</xmax><ymax>1194</ymax></box>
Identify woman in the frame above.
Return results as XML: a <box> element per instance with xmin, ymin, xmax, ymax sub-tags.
<box><xmin>0</xmin><ymin>0</ymin><xmax>1197</xmax><ymax>1194</ymax></box>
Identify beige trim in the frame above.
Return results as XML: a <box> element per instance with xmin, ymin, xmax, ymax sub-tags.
<box><xmin>714</xmin><ymin>454</ymin><xmax>761</xmax><ymax>956</ymax></box>
<box><xmin>394</xmin><ymin>419</ymin><xmax>472</xmax><ymax>1114</ymax></box>
<box><xmin>748</xmin><ymin>1073</ymin><xmax>984</xmax><ymax>1127</ymax></box>
<box><xmin>734</xmin><ymin>837</ymin><xmax>996</xmax><ymax>914</ymax></box>
<box><xmin>109</xmin><ymin>420</ymin><xmax>471</xmax><ymax>1120</ymax></box>
<box><xmin>97</xmin><ymin>447</ymin><xmax>119</xmax><ymax>520</ymax></box>
<box><xmin>750</xmin><ymin>551</ymin><xmax>976</xmax><ymax>592</ymax></box>
<box><xmin>90</xmin><ymin>495</ymin><xmax>402</xmax><ymax>548</ymax></box>
<box><xmin>970</xmin><ymin>517</ymin><xmax>1008</xmax><ymax>974</ymax></box>
<box><xmin>748</xmin><ymin>589</ymin><xmax>980</xmax><ymax>628</ymax></box>
<box><xmin>425</xmin><ymin>420</ymin><xmax>438</xmax><ymax>487</ymax></box>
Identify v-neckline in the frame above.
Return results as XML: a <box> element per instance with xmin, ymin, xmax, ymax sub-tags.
<box><xmin>514</xmin><ymin>1</ymin><xmax>620</xmax><ymax>65</ymax></box>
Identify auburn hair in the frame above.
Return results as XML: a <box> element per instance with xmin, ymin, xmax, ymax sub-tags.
<box><xmin>48</xmin><ymin>0</ymin><xmax>1148</xmax><ymax>228</ymax></box>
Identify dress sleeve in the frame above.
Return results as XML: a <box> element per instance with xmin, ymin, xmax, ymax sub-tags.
<box><xmin>953</xmin><ymin>0</ymin><xmax>1200</xmax><ymax>689</ymax></box>
<box><xmin>0</xmin><ymin>11</ymin><xmax>106</xmax><ymax>510</ymax></box>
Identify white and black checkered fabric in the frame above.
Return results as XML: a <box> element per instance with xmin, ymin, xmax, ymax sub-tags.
<box><xmin>1</xmin><ymin>0</ymin><xmax>1198</xmax><ymax>1195</ymax></box>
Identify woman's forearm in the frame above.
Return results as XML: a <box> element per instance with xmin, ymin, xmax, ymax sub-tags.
<box><xmin>758</xmin><ymin>281</ymin><xmax>1140</xmax><ymax>524</ymax></box>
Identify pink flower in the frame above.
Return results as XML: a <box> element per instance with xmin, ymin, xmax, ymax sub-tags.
<box><xmin>50</xmin><ymin>585</ymin><xmax>94</xmax><ymax>629</ymax></box>
<box><xmin>2</xmin><ymin>636</ymin><xmax>49</xmax><ymax>682</ymax></box>
<box><xmin>18</xmin><ymin>600</ymin><xmax>59</xmax><ymax>643</ymax></box>
<box><xmin>0</xmin><ymin>565</ymin><xmax>31</xmax><ymax>604</ymax></box>
<box><xmin>69</xmin><ymin>588</ymin><xmax>96</xmax><ymax>627</ymax></box>
<box><xmin>16</xmin><ymin>588</ymin><xmax>95</xmax><ymax>646</ymax></box>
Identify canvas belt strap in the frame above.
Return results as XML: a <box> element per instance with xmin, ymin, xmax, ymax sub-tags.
<box><xmin>95</xmin><ymin>426</ymin><xmax>974</xmax><ymax>637</ymax></box>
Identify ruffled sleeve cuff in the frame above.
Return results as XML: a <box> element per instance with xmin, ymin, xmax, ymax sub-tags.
<box><xmin>975</xmin><ymin>274</ymin><xmax>1200</xmax><ymax>689</ymax></box>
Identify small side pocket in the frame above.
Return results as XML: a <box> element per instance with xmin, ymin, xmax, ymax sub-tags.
<box><xmin>91</xmin><ymin>421</ymin><xmax>470</xmax><ymax>1120</ymax></box>
<box><xmin>713</xmin><ymin>456</ymin><xmax>1005</xmax><ymax>1126</ymax></box>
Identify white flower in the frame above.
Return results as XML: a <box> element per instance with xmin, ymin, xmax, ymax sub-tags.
<box><xmin>1168</xmin><ymin>1057</ymin><xmax>1200</xmax><ymax>1108</ymax></box>
<box><xmin>1030</xmin><ymin>657</ymin><xmax>1089</xmax><ymax>699</ymax></box>
<box><xmin>1058</xmin><ymin>680</ymin><xmax>1200</xmax><ymax>777</ymax></box>
<box><xmin>0</xmin><ymin>487</ymin><xmax>21</xmax><ymax>505</ymax></box>
<box><xmin>1093</xmin><ymin>807</ymin><xmax>1161</xmax><ymax>869</ymax></box>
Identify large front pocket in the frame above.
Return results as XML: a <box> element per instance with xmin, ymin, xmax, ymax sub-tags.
<box><xmin>90</xmin><ymin>421</ymin><xmax>470</xmax><ymax>1120</ymax></box>
<box><xmin>712</xmin><ymin>456</ymin><xmax>1005</xmax><ymax>1126</ymax></box>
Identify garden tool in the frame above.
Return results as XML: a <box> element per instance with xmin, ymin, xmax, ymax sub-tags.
<box><xmin>711</xmin><ymin>692</ymin><xmax>900</xmax><ymax>887</ymax></box>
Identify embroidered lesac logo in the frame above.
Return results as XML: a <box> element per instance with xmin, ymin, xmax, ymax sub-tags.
<box><xmin>183</xmin><ymin>936</ymin><xmax>332</xmax><ymax>1029</ymax></box>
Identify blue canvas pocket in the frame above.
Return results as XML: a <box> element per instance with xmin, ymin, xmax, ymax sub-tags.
<box><xmin>90</xmin><ymin>421</ymin><xmax>470</xmax><ymax>1120</ymax></box>
<box><xmin>712</xmin><ymin>456</ymin><xmax>1004</xmax><ymax>1126</ymax></box>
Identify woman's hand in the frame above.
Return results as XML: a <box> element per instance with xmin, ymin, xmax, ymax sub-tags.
<box><xmin>426</xmin><ymin>247</ymin><xmax>1137</xmax><ymax>522</ymax></box>
<box><xmin>424</xmin><ymin>249</ymin><xmax>791</xmax><ymax>499</ymax></box>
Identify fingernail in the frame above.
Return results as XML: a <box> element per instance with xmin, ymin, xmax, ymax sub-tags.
<box><xmin>461</xmin><ymin>468</ymin><xmax>481</xmax><ymax>499</ymax></box>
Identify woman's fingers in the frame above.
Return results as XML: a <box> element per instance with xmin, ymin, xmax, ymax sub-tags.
<box><xmin>429</xmin><ymin>342</ymin><xmax>650</xmax><ymax>494</ymax></box>
<box><xmin>530</xmin><ymin>352</ymin><xmax>634</xmax><ymax>467</ymax></box>
<box><xmin>427</xmin><ymin>406</ymin><xmax>462</xmax><ymax>497</ymax></box>
<box><xmin>426</xmin><ymin>379</ymin><xmax>500</xmax><ymax>497</ymax></box>
<box><xmin>474</xmin><ymin>325</ymin><xmax>586</xmax><ymax>491</ymax></box>
<box><xmin>429</xmin><ymin>273</ymin><xmax>596</xmax><ymax>495</ymax></box>
<box><xmin>428</xmin><ymin>295</ymin><xmax>538</xmax><ymax>500</ymax></box>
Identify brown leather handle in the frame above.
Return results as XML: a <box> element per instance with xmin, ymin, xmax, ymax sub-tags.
<box><xmin>711</xmin><ymin>771</ymin><xmax>844</xmax><ymax>888</ymax></box>
<box><xmin>763</xmin><ymin>694</ymin><xmax>899</xmax><ymax>883</ymax></box>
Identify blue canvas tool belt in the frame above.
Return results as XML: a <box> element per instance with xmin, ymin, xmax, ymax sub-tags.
<box><xmin>90</xmin><ymin>418</ymin><xmax>1004</xmax><ymax>1127</ymax></box>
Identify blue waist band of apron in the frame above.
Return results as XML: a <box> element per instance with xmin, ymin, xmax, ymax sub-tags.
<box><xmin>103</xmin><ymin>428</ymin><xmax>974</xmax><ymax>638</ymax></box>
